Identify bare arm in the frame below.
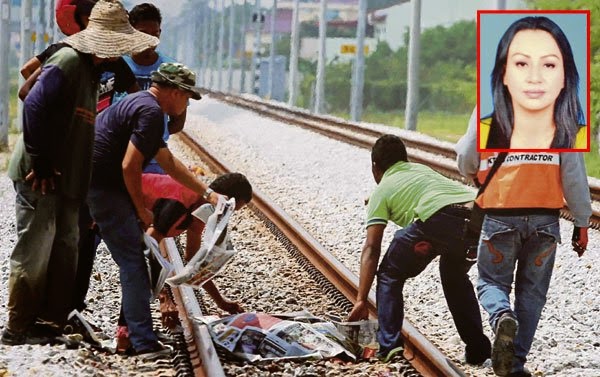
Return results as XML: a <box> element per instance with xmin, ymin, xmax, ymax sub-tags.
<box><xmin>167</xmin><ymin>108</ymin><xmax>187</xmax><ymax>135</ymax></box>
<box><xmin>154</xmin><ymin>147</ymin><xmax>221</xmax><ymax>206</ymax></box>
<box><xmin>18</xmin><ymin>68</ymin><xmax>42</xmax><ymax>101</ymax></box>
<box><xmin>347</xmin><ymin>224</ymin><xmax>385</xmax><ymax>321</ymax></box>
<box><xmin>20</xmin><ymin>56</ymin><xmax>42</xmax><ymax>79</ymax></box>
<box><xmin>122</xmin><ymin>141</ymin><xmax>154</xmax><ymax>227</ymax></box>
<box><xmin>203</xmin><ymin>280</ymin><xmax>243</xmax><ymax>314</ymax></box>
<box><xmin>184</xmin><ymin>219</ymin><xmax>204</xmax><ymax>261</ymax></box>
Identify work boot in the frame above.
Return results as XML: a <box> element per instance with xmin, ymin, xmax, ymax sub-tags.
<box><xmin>1</xmin><ymin>327</ymin><xmax>53</xmax><ymax>346</ymax></box>
<box><xmin>492</xmin><ymin>312</ymin><xmax>518</xmax><ymax>376</ymax></box>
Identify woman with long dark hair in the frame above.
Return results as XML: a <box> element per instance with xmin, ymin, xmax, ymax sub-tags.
<box><xmin>482</xmin><ymin>16</ymin><xmax>586</xmax><ymax>150</ymax></box>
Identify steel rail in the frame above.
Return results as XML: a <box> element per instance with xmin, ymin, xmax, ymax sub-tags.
<box><xmin>176</xmin><ymin>132</ymin><xmax>467</xmax><ymax>377</ymax></box>
<box><xmin>206</xmin><ymin>89</ymin><xmax>456</xmax><ymax>159</ymax></box>
<box><xmin>199</xmin><ymin>90</ymin><xmax>600</xmax><ymax>229</ymax></box>
<box><xmin>162</xmin><ymin>238</ymin><xmax>226</xmax><ymax>377</ymax></box>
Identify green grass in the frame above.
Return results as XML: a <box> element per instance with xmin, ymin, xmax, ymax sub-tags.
<box><xmin>335</xmin><ymin>110</ymin><xmax>471</xmax><ymax>143</ymax></box>
<box><xmin>9</xmin><ymin>69</ymin><xmax>19</xmax><ymax>127</ymax></box>
<box><xmin>584</xmin><ymin>142</ymin><xmax>600</xmax><ymax>178</ymax></box>
<box><xmin>335</xmin><ymin>110</ymin><xmax>600</xmax><ymax>178</ymax></box>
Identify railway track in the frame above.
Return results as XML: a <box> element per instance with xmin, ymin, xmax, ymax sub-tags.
<box><xmin>202</xmin><ymin>89</ymin><xmax>600</xmax><ymax>229</ymax></box>
<box><xmin>162</xmin><ymin>132</ymin><xmax>469</xmax><ymax>377</ymax></box>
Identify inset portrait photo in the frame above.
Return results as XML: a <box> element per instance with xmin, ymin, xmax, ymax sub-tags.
<box><xmin>477</xmin><ymin>10</ymin><xmax>590</xmax><ymax>152</ymax></box>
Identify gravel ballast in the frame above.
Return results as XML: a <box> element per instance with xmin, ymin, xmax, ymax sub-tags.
<box><xmin>1</xmin><ymin>96</ymin><xmax>599</xmax><ymax>376</ymax></box>
<box><xmin>180</xmin><ymin>97</ymin><xmax>600</xmax><ymax>377</ymax></box>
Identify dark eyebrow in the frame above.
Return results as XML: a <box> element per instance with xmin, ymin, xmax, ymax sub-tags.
<box><xmin>510</xmin><ymin>52</ymin><xmax>561</xmax><ymax>60</ymax></box>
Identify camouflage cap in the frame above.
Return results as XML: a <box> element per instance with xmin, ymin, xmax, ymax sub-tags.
<box><xmin>151</xmin><ymin>62</ymin><xmax>202</xmax><ymax>100</ymax></box>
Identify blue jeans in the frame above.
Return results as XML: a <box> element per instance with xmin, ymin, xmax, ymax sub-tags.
<box><xmin>477</xmin><ymin>214</ymin><xmax>559</xmax><ymax>372</ymax></box>
<box><xmin>87</xmin><ymin>185</ymin><xmax>158</xmax><ymax>351</ymax></box>
<box><xmin>376</xmin><ymin>205</ymin><xmax>489</xmax><ymax>356</ymax></box>
<box><xmin>7</xmin><ymin>181</ymin><xmax>79</xmax><ymax>332</ymax></box>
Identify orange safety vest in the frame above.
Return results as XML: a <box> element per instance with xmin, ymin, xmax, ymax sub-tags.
<box><xmin>475</xmin><ymin>152</ymin><xmax>564</xmax><ymax>210</ymax></box>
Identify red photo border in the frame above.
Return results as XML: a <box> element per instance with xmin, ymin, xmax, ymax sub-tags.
<box><xmin>476</xmin><ymin>9</ymin><xmax>591</xmax><ymax>153</ymax></box>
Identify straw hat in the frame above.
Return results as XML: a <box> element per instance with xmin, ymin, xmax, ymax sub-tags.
<box><xmin>63</xmin><ymin>0</ymin><xmax>159</xmax><ymax>58</ymax></box>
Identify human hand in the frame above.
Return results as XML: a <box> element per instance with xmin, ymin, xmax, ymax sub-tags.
<box><xmin>347</xmin><ymin>300</ymin><xmax>369</xmax><ymax>322</ymax></box>
<box><xmin>571</xmin><ymin>226</ymin><xmax>588</xmax><ymax>257</ymax></box>
<box><xmin>188</xmin><ymin>165</ymin><xmax>205</xmax><ymax>176</ymax></box>
<box><xmin>208</xmin><ymin>192</ymin><xmax>227</xmax><ymax>207</ymax></box>
<box><xmin>25</xmin><ymin>168</ymin><xmax>60</xmax><ymax>195</ymax></box>
<box><xmin>137</xmin><ymin>208</ymin><xmax>154</xmax><ymax>230</ymax></box>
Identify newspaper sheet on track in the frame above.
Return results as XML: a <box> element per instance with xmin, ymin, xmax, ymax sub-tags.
<box><xmin>195</xmin><ymin>310</ymin><xmax>379</xmax><ymax>362</ymax></box>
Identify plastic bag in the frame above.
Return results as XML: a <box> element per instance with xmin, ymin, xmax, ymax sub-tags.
<box><xmin>143</xmin><ymin>233</ymin><xmax>174</xmax><ymax>300</ymax></box>
<box><xmin>166</xmin><ymin>197</ymin><xmax>237</xmax><ymax>289</ymax></box>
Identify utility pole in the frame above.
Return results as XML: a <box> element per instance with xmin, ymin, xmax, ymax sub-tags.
<box><xmin>46</xmin><ymin>0</ymin><xmax>55</xmax><ymax>46</ymax></box>
<box><xmin>349</xmin><ymin>0</ymin><xmax>366</xmax><ymax>121</ymax></box>
<box><xmin>217</xmin><ymin>0</ymin><xmax>225</xmax><ymax>91</ymax></box>
<box><xmin>18</xmin><ymin>0</ymin><xmax>34</xmax><ymax>131</ymax></box>
<box><xmin>0</xmin><ymin>0</ymin><xmax>10</xmax><ymax>147</ymax></box>
<box><xmin>52</xmin><ymin>0</ymin><xmax>61</xmax><ymax>42</ymax></box>
<box><xmin>36</xmin><ymin>0</ymin><xmax>46</xmax><ymax>53</ymax></box>
<box><xmin>192</xmin><ymin>3</ymin><xmax>201</xmax><ymax>72</ymax></box>
<box><xmin>250</xmin><ymin>0</ymin><xmax>262</xmax><ymax>95</ymax></box>
<box><xmin>201</xmin><ymin>0</ymin><xmax>209</xmax><ymax>86</ymax></box>
<box><xmin>287</xmin><ymin>0</ymin><xmax>299</xmax><ymax>106</ymax></box>
<box><xmin>266</xmin><ymin>0</ymin><xmax>276</xmax><ymax>99</ymax></box>
<box><xmin>496</xmin><ymin>0</ymin><xmax>506</xmax><ymax>9</ymax></box>
<box><xmin>184</xmin><ymin>6</ymin><xmax>193</xmax><ymax>64</ymax></box>
<box><xmin>227</xmin><ymin>0</ymin><xmax>235</xmax><ymax>92</ymax></box>
<box><xmin>404</xmin><ymin>0</ymin><xmax>421</xmax><ymax>131</ymax></box>
<box><xmin>239</xmin><ymin>0</ymin><xmax>248</xmax><ymax>93</ymax></box>
<box><xmin>314</xmin><ymin>0</ymin><xmax>327</xmax><ymax>113</ymax></box>
<box><xmin>207</xmin><ymin>0</ymin><xmax>215</xmax><ymax>89</ymax></box>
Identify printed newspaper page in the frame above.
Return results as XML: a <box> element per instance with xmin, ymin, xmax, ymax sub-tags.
<box><xmin>196</xmin><ymin>311</ymin><xmax>379</xmax><ymax>362</ymax></box>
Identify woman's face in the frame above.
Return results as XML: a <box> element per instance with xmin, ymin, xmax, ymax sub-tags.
<box><xmin>503</xmin><ymin>29</ymin><xmax>565</xmax><ymax>114</ymax></box>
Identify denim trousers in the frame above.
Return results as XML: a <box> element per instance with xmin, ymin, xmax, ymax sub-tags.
<box><xmin>376</xmin><ymin>205</ymin><xmax>489</xmax><ymax>356</ymax></box>
<box><xmin>477</xmin><ymin>214</ymin><xmax>559</xmax><ymax>372</ymax></box>
<box><xmin>7</xmin><ymin>181</ymin><xmax>79</xmax><ymax>332</ymax></box>
<box><xmin>87</xmin><ymin>185</ymin><xmax>158</xmax><ymax>351</ymax></box>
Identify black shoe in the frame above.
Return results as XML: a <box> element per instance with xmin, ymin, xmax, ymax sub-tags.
<box><xmin>465</xmin><ymin>339</ymin><xmax>491</xmax><ymax>365</ymax></box>
<box><xmin>492</xmin><ymin>313</ymin><xmax>519</xmax><ymax>376</ymax></box>
<box><xmin>1</xmin><ymin>328</ymin><xmax>53</xmax><ymax>346</ymax></box>
<box><xmin>1</xmin><ymin>328</ymin><xmax>26</xmax><ymax>345</ymax></box>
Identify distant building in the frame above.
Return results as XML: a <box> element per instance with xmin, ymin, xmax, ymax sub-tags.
<box><xmin>245</xmin><ymin>0</ymin><xmax>378</xmax><ymax>62</ymax></box>
<box><xmin>372</xmin><ymin>0</ymin><xmax>527</xmax><ymax>50</ymax></box>
<box><xmin>300</xmin><ymin>37</ymin><xmax>378</xmax><ymax>63</ymax></box>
